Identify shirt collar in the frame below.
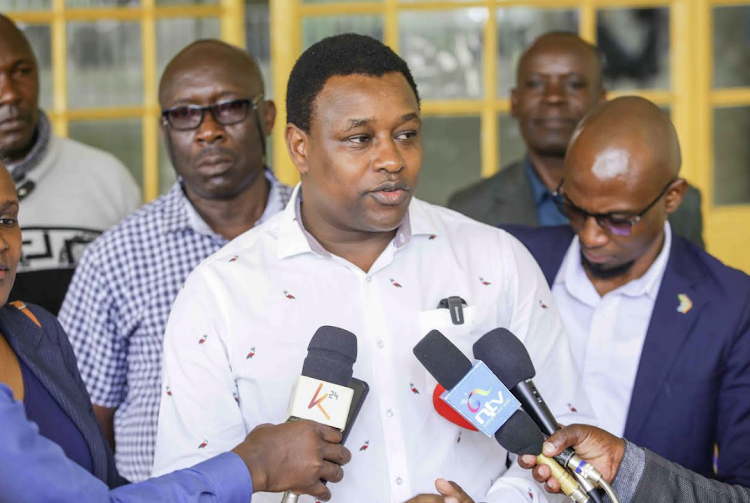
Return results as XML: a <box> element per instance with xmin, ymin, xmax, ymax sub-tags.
<box><xmin>277</xmin><ymin>184</ymin><xmax>439</xmax><ymax>261</ymax></box>
<box><xmin>556</xmin><ymin>221</ymin><xmax>673</xmax><ymax>305</ymax></box>
<box><xmin>524</xmin><ymin>156</ymin><xmax>554</xmax><ymax>206</ymax></box>
<box><xmin>162</xmin><ymin>168</ymin><xmax>282</xmax><ymax>237</ymax></box>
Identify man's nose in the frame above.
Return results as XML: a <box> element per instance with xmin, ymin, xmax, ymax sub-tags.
<box><xmin>195</xmin><ymin>110</ymin><xmax>226</xmax><ymax>144</ymax></box>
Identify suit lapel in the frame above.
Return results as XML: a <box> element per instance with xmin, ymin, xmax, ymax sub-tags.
<box><xmin>493</xmin><ymin>161</ymin><xmax>539</xmax><ymax>226</ymax></box>
<box><xmin>0</xmin><ymin>306</ymin><xmax>109</xmax><ymax>482</ymax></box>
<box><xmin>623</xmin><ymin>240</ymin><xmax>706</xmax><ymax>441</ymax></box>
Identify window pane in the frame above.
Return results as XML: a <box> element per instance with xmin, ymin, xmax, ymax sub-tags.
<box><xmin>497</xmin><ymin>113</ymin><xmax>525</xmax><ymax>169</ymax></box>
<box><xmin>159</xmin><ymin>141</ymin><xmax>177</xmax><ymax>195</ymax></box>
<box><xmin>156</xmin><ymin>0</ymin><xmax>217</xmax><ymax>4</ymax></box>
<box><xmin>0</xmin><ymin>0</ymin><xmax>50</xmax><ymax>9</ymax></box>
<box><xmin>17</xmin><ymin>24</ymin><xmax>53</xmax><ymax>110</ymax></box>
<box><xmin>417</xmin><ymin>116</ymin><xmax>481</xmax><ymax>206</ymax></box>
<box><xmin>496</xmin><ymin>9</ymin><xmax>579</xmax><ymax>98</ymax></box>
<box><xmin>303</xmin><ymin>15</ymin><xmax>383</xmax><ymax>50</ymax></box>
<box><xmin>400</xmin><ymin>9</ymin><xmax>485</xmax><ymax>100</ymax></box>
<box><xmin>713</xmin><ymin>6</ymin><xmax>750</xmax><ymax>88</ymax></box>
<box><xmin>69</xmin><ymin>119</ymin><xmax>143</xmax><ymax>188</ymax></box>
<box><xmin>66</xmin><ymin>0</ymin><xmax>139</xmax><ymax>7</ymax></box>
<box><xmin>597</xmin><ymin>8</ymin><xmax>670</xmax><ymax>91</ymax></box>
<box><xmin>246</xmin><ymin>3</ymin><xmax>272</xmax><ymax>94</ymax></box>
<box><xmin>156</xmin><ymin>17</ymin><xmax>221</xmax><ymax>77</ymax></box>
<box><xmin>714</xmin><ymin>106</ymin><xmax>750</xmax><ymax>206</ymax></box>
<box><xmin>67</xmin><ymin>22</ymin><xmax>143</xmax><ymax>108</ymax></box>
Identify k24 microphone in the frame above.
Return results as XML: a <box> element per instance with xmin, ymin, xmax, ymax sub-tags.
<box><xmin>281</xmin><ymin>326</ymin><xmax>358</xmax><ymax>503</ymax></box>
<box><xmin>413</xmin><ymin>330</ymin><xmax>590</xmax><ymax>503</ymax></box>
<box><xmin>473</xmin><ymin>329</ymin><xmax>608</xmax><ymax>496</ymax></box>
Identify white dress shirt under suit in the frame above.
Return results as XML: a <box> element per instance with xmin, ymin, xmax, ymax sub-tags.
<box><xmin>153</xmin><ymin>185</ymin><xmax>595</xmax><ymax>503</ymax></box>
<box><xmin>552</xmin><ymin>223</ymin><xmax>672</xmax><ymax>437</ymax></box>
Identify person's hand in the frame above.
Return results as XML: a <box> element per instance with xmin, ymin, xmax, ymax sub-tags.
<box><xmin>231</xmin><ymin>420</ymin><xmax>351</xmax><ymax>501</ymax></box>
<box><xmin>403</xmin><ymin>479</ymin><xmax>475</xmax><ymax>503</ymax></box>
<box><xmin>517</xmin><ymin>424</ymin><xmax>626</xmax><ymax>494</ymax></box>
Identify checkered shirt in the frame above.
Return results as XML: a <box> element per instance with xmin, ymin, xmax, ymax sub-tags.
<box><xmin>59</xmin><ymin>171</ymin><xmax>292</xmax><ymax>482</ymax></box>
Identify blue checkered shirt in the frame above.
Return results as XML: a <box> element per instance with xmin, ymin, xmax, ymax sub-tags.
<box><xmin>59</xmin><ymin>171</ymin><xmax>292</xmax><ymax>482</ymax></box>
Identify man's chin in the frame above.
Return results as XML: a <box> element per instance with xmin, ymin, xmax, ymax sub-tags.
<box><xmin>580</xmin><ymin>252</ymin><xmax>635</xmax><ymax>280</ymax></box>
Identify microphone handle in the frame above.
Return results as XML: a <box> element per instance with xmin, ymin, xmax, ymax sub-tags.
<box><xmin>536</xmin><ymin>455</ymin><xmax>590</xmax><ymax>503</ymax></box>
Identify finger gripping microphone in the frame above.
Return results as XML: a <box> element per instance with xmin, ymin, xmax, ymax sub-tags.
<box><xmin>414</xmin><ymin>330</ymin><xmax>589</xmax><ymax>503</ymax></box>
<box><xmin>473</xmin><ymin>329</ymin><xmax>607</xmax><ymax>492</ymax></box>
<box><xmin>281</xmin><ymin>326</ymin><xmax>358</xmax><ymax>503</ymax></box>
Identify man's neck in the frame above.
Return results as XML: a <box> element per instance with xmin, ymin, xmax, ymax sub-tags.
<box><xmin>299</xmin><ymin>202</ymin><xmax>397</xmax><ymax>273</ymax></box>
<box><xmin>527</xmin><ymin>151</ymin><xmax>565</xmax><ymax>191</ymax></box>
<box><xmin>585</xmin><ymin>231</ymin><xmax>666</xmax><ymax>297</ymax></box>
<box><xmin>185</xmin><ymin>172</ymin><xmax>270</xmax><ymax>241</ymax></box>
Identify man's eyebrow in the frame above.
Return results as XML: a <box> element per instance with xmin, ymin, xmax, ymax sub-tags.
<box><xmin>0</xmin><ymin>200</ymin><xmax>19</xmax><ymax>213</ymax></box>
<box><xmin>400</xmin><ymin>112</ymin><xmax>420</xmax><ymax>124</ymax></box>
<box><xmin>341</xmin><ymin>117</ymin><xmax>373</xmax><ymax>133</ymax></box>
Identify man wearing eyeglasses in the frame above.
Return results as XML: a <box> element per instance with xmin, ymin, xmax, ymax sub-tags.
<box><xmin>447</xmin><ymin>32</ymin><xmax>704</xmax><ymax>249</ymax></box>
<box><xmin>506</xmin><ymin>96</ymin><xmax>750</xmax><ymax>487</ymax></box>
<box><xmin>59</xmin><ymin>40</ymin><xmax>293</xmax><ymax>483</ymax></box>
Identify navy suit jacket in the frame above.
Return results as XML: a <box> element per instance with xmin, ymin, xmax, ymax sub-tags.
<box><xmin>504</xmin><ymin>224</ymin><xmax>750</xmax><ymax>486</ymax></box>
<box><xmin>0</xmin><ymin>302</ymin><xmax>125</xmax><ymax>488</ymax></box>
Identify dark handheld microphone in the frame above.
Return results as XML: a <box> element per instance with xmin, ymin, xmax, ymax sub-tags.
<box><xmin>414</xmin><ymin>330</ymin><xmax>589</xmax><ymax>502</ymax></box>
<box><xmin>473</xmin><ymin>329</ymin><xmax>607</xmax><ymax>500</ymax></box>
<box><xmin>281</xmin><ymin>326</ymin><xmax>358</xmax><ymax>503</ymax></box>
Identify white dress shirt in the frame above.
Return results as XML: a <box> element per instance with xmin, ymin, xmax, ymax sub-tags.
<box><xmin>153</xmin><ymin>185</ymin><xmax>595</xmax><ymax>503</ymax></box>
<box><xmin>552</xmin><ymin>223</ymin><xmax>672</xmax><ymax>437</ymax></box>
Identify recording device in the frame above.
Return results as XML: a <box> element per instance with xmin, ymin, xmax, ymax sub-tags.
<box><xmin>473</xmin><ymin>329</ymin><xmax>612</xmax><ymax>503</ymax></box>
<box><xmin>281</xmin><ymin>326</ymin><xmax>358</xmax><ymax>503</ymax></box>
<box><xmin>413</xmin><ymin>330</ymin><xmax>590</xmax><ymax>503</ymax></box>
<box><xmin>342</xmin><ymin>377</ymin><xmax>369</xmax><ymax>446</ymax></box>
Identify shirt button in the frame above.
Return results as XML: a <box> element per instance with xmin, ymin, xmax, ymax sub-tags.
<box><xmin>396</xmin><ymin>477</ymin><xmax>403</xmax><ymax>485</ymax></box>
<box><xmin>386</xmin><ymin>409</ymin><xmax>394</xmax><ymax>418</ymax></box>
<box><xmin>366</xmin><ymin>276</ymin><xmax>372</xmax><ymax>283</ymax></box>
<box><xmin>377</xmin><ymin>340</ymin><xmax>385</xmax><ymax>349</ymax></box>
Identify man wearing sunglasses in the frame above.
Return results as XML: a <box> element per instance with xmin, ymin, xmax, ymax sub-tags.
<box><xmin>59</xmin><ymin>40</ymin><xmax>293</xmax><ymax>482</ymax></box>
<box><xmin>448</xmin><ymin>32</ymin><xmax>704</xmax><ymax>248</ymax></box>
<box><xmin>506</xmin><ymin>96</ymin><xmax>750</xmax><ymax>487</ymax></box>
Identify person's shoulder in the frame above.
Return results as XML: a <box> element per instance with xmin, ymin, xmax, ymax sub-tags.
<box><xmin>54</xmin><ymin>136</ymin><xmax>129</xmax><ymax>173</ymax></box>
<box><xmin>447</xmin><ymin>161</ymin><xmax>522</xmax><ymax>208</ymax></box>
<box><xmin>413</xmin><ymin>199</ymin><xmax>516</xmax><ymax>248</ymax></box>
<box><xmin>672</xmin><ymin>236</ymin><xmax>750</xmax><ymax>295</ymax></box>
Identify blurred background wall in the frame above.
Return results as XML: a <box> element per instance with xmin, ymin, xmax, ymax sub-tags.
<box><xmin>4</xmin><ymin>0</ymin><xmax>750</xmax><ymax>271</ymax></box>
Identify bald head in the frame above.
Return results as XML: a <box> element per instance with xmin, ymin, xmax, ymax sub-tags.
<box><xmin>0</xmin><ymin>15</ymin><xmax>33</xmax><ymax>53</ymax></box>
<box><xmin>517</xmin><ymin>32</ymin><xmax>602</xmax><ymax>89</ymax></box>
<box><xmin>567</xmin><ymin>96</ymin><xmax>681</xmax><ymax>187</ymax></box>
<box><xmin>159</xmin><ymin>39</ymin><xmax>264</xmax><ymax>106</ymax></box>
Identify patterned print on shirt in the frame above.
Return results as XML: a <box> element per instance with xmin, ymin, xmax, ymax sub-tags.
<box><xmin>233</xmin><ymin>392</ymin><xmax>239</xmax><ymax>404</ymax></box>
<box><xmin>229</xmin><ymin>255</ymin><xmax>238</xmax><ymax>263</ymax></box>
<box><xmin>410</xmin><ymin>382</ymin><xmax>420</xmax><ymax>394</ymax></box>
<box><xmin>479</xmin><ymin>277</ymin><xmax>491</xmax><ymax>286</ymax></box>
<box><xmin>166</xmin><ymin>386</ymin><xmax>172</xmax><ymax>397</ymax></box>
<box><xmin>528</xmin><ymin>487</ymin><xmax>534</xmax><ymax>500</ymax></box>
<box><xmin>390</xmin><ymin>279</ymin><xmax>403</xmax><ymax>288</ymax></box>
<box><xmin>429</xmin><ymin>234</ymin><xmax>437</xmax><ymax>240</ymax></box>
<box><xmin>677</xmin><ymin>293</ymin><xmax>693</xmax><ymax>314</ymax></box>
<box><xmin>568</xmin><ymin>403</ymin><xmax>578</xmax><ymax>413</ymax></box>
<box><xmin>198</xmin><ymin>439</ymin><xmax>208</xmax><ymax>449</ymax></box>
<box><xmin>539</xmin><ymin>300</ymin><xmax>548</xmax><ymax>309</ymax></box>
<box><xmin>284</xmin><ymin>290</ymin><xmax>296</xmax><ymax>300</ymax></box>
<box><xmin>198</xmin><ymin>334</ymin><xmax>208</xmax><ymax>345</ymax></box>
<box><xmin>457</xmin><ymin>431</ymin><xmax>462</xmax><ymax>444</ymax></box>
<box><xmin>246</xmin><ymin>346</ymin><xmax>256</xmax><ymax>359</ymax></box>
<box><xmin>359</xmin><ymin>441</ymin><xmax>369</xmax><ymax>451</ymax></box>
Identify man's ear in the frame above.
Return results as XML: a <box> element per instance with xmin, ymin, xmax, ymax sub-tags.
<box><xmin>285</xmin><ymin>123</ymin><xmax>310</xmax><ymax>175</ymax></box>
<box><xmin>665</xmin><ymin>178</ymin><xmax>688</xmax><ymax>214</ymax></box>
<box><xmin>262</xmin><ymin>100</ymin><xmax>277</xmax><ymax>136</ymax></box>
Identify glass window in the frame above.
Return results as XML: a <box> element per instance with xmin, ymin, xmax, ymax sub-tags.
<box><xmin>156</xmin><ymin>17</ymin><xmax>221</xmax><ymax>77</ymax></box>
<box><xmin>0</xmin><ymin>0</ymin><xmax>51</xmax><ymax>9</ymax></box>
<box><xmin>66</xmin><ymin>0</ymin><xmax>139</xmax><ymax>7</ymax></box>
<box><xmin>67</xmin><ymin>21</ymin><xmax>143</xmax><ymax>108</ymax></box>
<box><xmin>496</xmin><ymin>8</ymin><xmax>579</xmax><ymax>98</ymax></box>
<box><xmin>157</xmin><ymin>0</ymin><xmax>217</xmax><ymax>4</ymax></box>
<box><xmin>159</xmin><ymin>140</ymin><xmax>177</xmax><ymax>194</ymax></box>
<box><xmin>69</xmin><ymin>119</ymin><xmax>143</xmax><ymax>187</ymax></box>
<box><xmin>400</xmin><ymin>9</ymin><xmax>485</xmax><ymax>100</ymax></box>
<box><xmin>713</xmin><ymin>6</ymin><xmax>750</xmax><ymax>89</ymax></box>
<box><xmin>246</xmin><ymin>3</ymin><xmax>272</xmax><ymax>93</ymax></box>
<box><xmin>416</xmin><ymin>115</ymin><xmax>481</xmax><ymax>206</ymax></box>
<box><xmin>597</xmin><ymin>8</ymin><xmax>670</xmax><ymax>91</ymax></box>
<box><xmin>497</xmin><ymin>113</ymin><xmax>526</xmax><ymax>170</ymax></box>
<box><xmin>18</xmin><ymin>24</ymin><xmax>54</xmax><ymax>110</ymax></box>
<box><xmin>303</xmin><ymin>15</ymin><xmax>383</xmax><ymax>50</ymax></box>
<box><xmin>713</xmin><ymin>106</ymin><xmax>750</xmax><ymax>206</ymax></box>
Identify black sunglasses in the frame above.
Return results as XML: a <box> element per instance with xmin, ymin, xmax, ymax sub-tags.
<box><xmin>161</xmin><ymin>94</ymin><xmax>266</xmax><ymax>156</ymax></box>
<box><xmin>552</xmin><ymin>178</ymin><xmax>679</xmax><ymax>236</ymax></box>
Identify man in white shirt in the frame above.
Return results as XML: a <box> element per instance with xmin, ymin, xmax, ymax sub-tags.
<box><xmin>0</xmin><ymin>14</ymin><xmax>141</xmax><ymax>313</ymax></box>
<box><xmin>153</xmin><ymin>33</ymin><xmax>593</xmax><ymax>503</ymax></box>
<box><xmin>506</xmin><ymin>96</ymin><xmax>750</xmax><ymax>486</ymax></box>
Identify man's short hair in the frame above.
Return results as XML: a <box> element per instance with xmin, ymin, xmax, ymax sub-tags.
<box><xmin>286</xmin><ymin>33</ymin><xmax>420</xmax><ymax>132</ymax></box>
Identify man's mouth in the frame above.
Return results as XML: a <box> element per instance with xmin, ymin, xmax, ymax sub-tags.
<box><xmin>369</xmin><ymin>182</ymin><xmax>410</xmax><ymax>206</ymax></box>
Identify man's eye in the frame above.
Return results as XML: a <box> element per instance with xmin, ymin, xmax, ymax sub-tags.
<box><xmin>347</xmin><ymin>135</ymin><xmax>370</xmax><ymax>144</ymax></box>
<box><xmin>526</xmin><ymin>80</ymin><xmax>545</xmax><ymax>90</ymax></box>
<box><xmin>396</xmin><ymin>131</ymin><xmax>418</xmax><ymax>141</ymax></box>
<box><xmin>0</xmin><ymin>218</ymin><xmax>18</xmax><ymax>227</ymax></box>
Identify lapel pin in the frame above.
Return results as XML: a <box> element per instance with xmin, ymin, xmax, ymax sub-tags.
<box><xmin>677</xmin><ymin>293</ymin><xmax>693</xmax><ymax>314</ymax></box>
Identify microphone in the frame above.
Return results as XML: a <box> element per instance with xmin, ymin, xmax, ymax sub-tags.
<box><xmin>473</xmin><ymin>329</ymin><xmax>607</xmax><ymax>496</ymax></box>
<box><xmin>414</xmin><ymin>330</ymin><xmax>589</xmax><ymax>503</ymax></box>
<box><xmin>281</xmin><ymin>326</ymin><xmax>358</xmax><ymax>503</ymax></box>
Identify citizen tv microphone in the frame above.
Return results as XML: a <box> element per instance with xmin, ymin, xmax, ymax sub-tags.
<box><xmin>473</xmin><ymin>329</ymin><xmax>607</xmax><ymax>499</ymax></box>
<box><xmin>413</xmin><ymin>330</ymin><xmax>589</xmax><ymax>503</ymax></box>
<box><xmin>281</xmin><ymin>326</ymin><xmax>357</xmax><ymax>503</ymax></box>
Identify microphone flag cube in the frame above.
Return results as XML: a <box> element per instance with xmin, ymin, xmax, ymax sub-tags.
<box><xmin>288</xmin><ymin>376</ymin><xmax>355</xmax><ymax>430</ymax></box>
<box><xmin>441</xmin><ymin>360</ymin><xmax>521</xmax><ymax>437</ymax></box>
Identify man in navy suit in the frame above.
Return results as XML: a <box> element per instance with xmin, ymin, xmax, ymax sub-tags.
<box><xmin>505</xmin><ymin>96</ymin><xmax>750</xmax><ymax>487</ymax></box>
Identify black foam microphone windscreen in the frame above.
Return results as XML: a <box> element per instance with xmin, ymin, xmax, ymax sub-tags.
<box><xmin>413</xmin><ymin>329</ymin><xmax>472</xmax><ymax>389</ymax></box>
<box><xmin>494</xmin><ymin>410</ymin><xmax>545</xmax><ymax>456</ymax></box>
<box><xmin>472</xmin><ymin>328</ymin><xmax>535</xmax><ymax>386</ymax></box>
<box><xmin>302</xmin><ymin>326</ymin><xmax>358</xmax><ymax>386</ymax></box>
